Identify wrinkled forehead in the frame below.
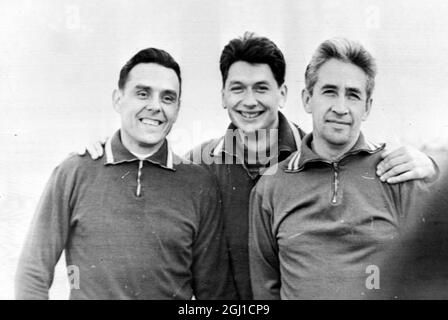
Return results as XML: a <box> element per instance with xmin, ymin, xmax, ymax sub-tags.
<box><xmin>315</xmin><ymin>59</ymin><xmax>368</xmax><ymax>94</ymax></box>
<box><xmin>125</xmin><ymin>63</ymin><xmax>180</xmax><ymax>93</ymax></box>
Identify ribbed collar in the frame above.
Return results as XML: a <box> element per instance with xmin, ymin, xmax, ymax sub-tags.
<box><xmin>104</xmin><ymin>130</ymin><xmax>175</xmax><ymax>171</ymax></box>
<box><xmin>285</xmin><ymin>132</ymin><xmax>385</xmax><ymax>172</ymax></box>
<box><xmin>210</xmin><ymin>112</ymin><xmax>301</xmax><ymax>157</ymax></box>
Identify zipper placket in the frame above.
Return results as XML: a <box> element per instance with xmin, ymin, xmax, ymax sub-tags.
<box><xmin>136</xmin><ymin>160</ymin><xmax>143</xmax><ymax>197</ymax></box>
<box><xmin>332</xmin><ymin>162</ymin><xmax>339</xmax><ymax>204</ymax></box>
<box><xmin>299</xmin><ymin>146</ymin><xmax>381</xmax><ymax>204</ymax></box>
<box><xmin>301</xmin><ymin>159</ymin><xmax>339</xmax><ymax>204</ymax></box>
<box><xmin>328</xmin><ymin>148</ymin><xmax>378</xmax><ymax>204</ymax></box>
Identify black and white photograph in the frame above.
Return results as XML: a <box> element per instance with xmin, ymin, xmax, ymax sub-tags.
<box><xmin>1</xmin><ymin>0</ymin><xmax>448</xmax><ymax>304</ymax></box>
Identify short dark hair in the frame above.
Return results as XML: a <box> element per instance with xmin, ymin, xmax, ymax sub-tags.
<box><xmin>219</xmin><ymin>32</ymin><xmax>286</xmax><ymax>87</ymax></box>
<box><xmin>118</xmin><ymin>47</ymin><xmax>182</xmax><ymax>96</ymax></box>
<box><xmin>305</xmin><ymin>38</ymin><xmax>377</xmax><ymax>99</ymax></box>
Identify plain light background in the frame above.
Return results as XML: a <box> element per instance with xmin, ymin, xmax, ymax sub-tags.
<box><xmin>1</xmin><ymin>0</ymin><xmax>447</xmax><ymax>299</ymax></box>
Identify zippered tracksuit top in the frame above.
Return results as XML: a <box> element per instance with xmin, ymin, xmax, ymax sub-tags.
<box><xmin>185</xmin><ymin>112</ymin><xmax>306</xmax><ymax>299</ymax></box>
<box><xmin>249</xmin><ymin>133</ymin><xmax>429</xmax><ymax>300</ymax></box>
<box><xmin>16</xmin><ymin>130</ymin><xmax>236</xmax><ymax>300</ymax></box>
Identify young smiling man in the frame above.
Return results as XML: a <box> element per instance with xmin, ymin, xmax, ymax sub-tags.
<box><xmin>249</xmin><ymin>38</ymin><xmax>431</xmax><ymax>300</ymax></box>
<box><xmin>185</xmin><ymin>34</ymin><xmax>306</xmax><ymax>299</ymax></box>
<box><xmin>16</xmin><ymin>48</ymin><xmax>234</xmax><ymax>299</ymax></box>
<box><xmin>82</xmin><ymin>33</ymin><xmax>437</xmax><ymax>299</ymax></box>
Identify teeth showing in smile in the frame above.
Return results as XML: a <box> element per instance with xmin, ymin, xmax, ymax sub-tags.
<box><xmin>141</xmin><ymin>118</ymin><xmax>162</xmax><ymax>126</ymax></box>
<box><xmin>240</xmin><ymin>111</ymin><xmax>262</xmax><ymax>119</ymax></box>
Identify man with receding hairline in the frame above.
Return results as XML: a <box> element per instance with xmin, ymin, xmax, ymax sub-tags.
<box><xmin>249</xmin><ymin>38</ymin><xmax>431</xmax><ymax>300</ymax></box>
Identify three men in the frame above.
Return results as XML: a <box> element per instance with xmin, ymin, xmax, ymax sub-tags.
<box><xmin>16</xmin><ymin>48</ymin><xmax>234</xmax><ymax>299</ymax></box>
<box><xmin>81</xmin><ymin>33</ymin><xmax>437</xmax><ymax>300</ymax></box>
<box><xmin>249</xmin><ymin>38</ymin><xmax>429</xmax><ymax>299</ymax></box>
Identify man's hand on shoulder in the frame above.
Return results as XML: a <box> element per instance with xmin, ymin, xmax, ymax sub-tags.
<box><xmin>77</xmin><ymin>136</ymin><xmax>108</xmax><ymax>160</ymax></box>
<box><xmin>376</xmin><ymin>145</ymin><xmax>438</xmax><ymax>184</ymax></box>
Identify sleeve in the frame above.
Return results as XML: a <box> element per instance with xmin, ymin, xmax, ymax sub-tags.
<box><xmin>396</xmin><ymin>178</ymin><xmax>433</xmax><ymax>229</ymax></box>
<box><xmin>191</xmin><ymin>173</ymin><xmax>237</xmax><ymax>300</ymax></box>
<box><xmin>248</xmin><ymin>181</ymin><xmax>281</xmax><ymax>300</ymax></box>
<box><xmin>15</xmin><ymin>164</ymin><xmax>73</xmax><ymax>300</ymax></box>
<box><xmin>424</xmin><ymin>155</ymin><xmax>441</xmax><ymax>184</ymax></box>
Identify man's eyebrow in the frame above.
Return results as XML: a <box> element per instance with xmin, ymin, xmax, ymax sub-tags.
<box><xmin>228</xmin><ymin>80</ymin><xmax>244</xmax><ymax>86</ymax></box>
<box><xmin>254</xmin><ymin>81</ymin><xmax>271</xmax><ymax>86</ymax></box>
<box><xmin>346</xmin><ymin>87</ymin><xmax>363</xmax><ymax>95</ymax></box>
<box><xmin>228</xmin><ymin>80</ymin><xmax>271</xmax><ymax>86</ymax></box>
<box><xmin>320</xmin><ymin>84</ymin><xmax>339</xmax><ymax>91</ymax></box>
<box><xmin>162</xmin><ymin>89</ymin><xmax>178</xmax><ymax>97</ymax></box>
<box><xmin>134</xmin><ymin>85</ymin><xmax>177</xmax><ymax>96</ymax></box>
<box><xmin>134</xmin><ymin>84</ymin><xmax>151</xmax><ymax>91</ymax></box>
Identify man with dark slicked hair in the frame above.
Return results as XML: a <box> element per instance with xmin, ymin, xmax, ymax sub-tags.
<box><xmin>186</xmin><ymin>32</ymin><xmax>306</xmax><ymax>299</ymax></box>
<box><xmin>16</xmin><ymin>48</ymin><xmax>235</xmax><ymax>300</ymax></box>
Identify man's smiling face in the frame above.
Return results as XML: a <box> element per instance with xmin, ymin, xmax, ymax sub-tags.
<box><xmin>222</xmin><ymin>61</ymin><xmax>286</xmax><ymax>133</ymax></box>
<box><xmin>113</xmin><ymin>62</ymin><xmax>180</xmax><ymax>154</ymax></box>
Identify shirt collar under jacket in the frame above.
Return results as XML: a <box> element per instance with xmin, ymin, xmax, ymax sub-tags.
<box><xmin>285</xmin><ymin>132</ymin><xmax>385</xmax><ymax>173</ymax></box>
<box><xmin>104</xmin><ymin>130</ymin><xmax>175</xmax><ymax>171</ymax></box>
<box><xmin>210</xmin><ymin>112</ymin><xmax>302</xmax><ymax>157</ymax></box>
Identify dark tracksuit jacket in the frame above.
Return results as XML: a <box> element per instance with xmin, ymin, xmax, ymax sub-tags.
<box><xmin>185</xmin><ymin>112</ymin><xmax>306</xmax><ymax>299</ymax></box>
<box><xmin>16</xmin><ymin>130</ymin><xmax>235</xmax><ymax>300</ymax></box>
<box><xmin>249</xmin><ymin>133</ymin><xmax>429</xmax><ymax>300</ymax></box>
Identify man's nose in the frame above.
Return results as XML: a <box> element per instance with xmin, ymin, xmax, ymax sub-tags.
<box><xmin>144</xmin><ymin>98</ymin><xmax>162</xmax><ymax>112</ymax></box>
<box><xmin>242</xmin><ymin>90</ymin><xmax>257</xmax><ymax>108</ymax></box>
<box><xmin>331</xmin><ymin>96</ymin><xmax>349</xmax><ymax>115</ymax></box>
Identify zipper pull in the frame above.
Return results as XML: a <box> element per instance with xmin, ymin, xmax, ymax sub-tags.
<box><xmin>136</xmin><ymin>160</ymin><xmax>143</xmax><ymax>197</ymax></box>
<box><xmin>332</xmin><ymin>163</ymin><xmax>339</xmax><ymax>204</ymax></box>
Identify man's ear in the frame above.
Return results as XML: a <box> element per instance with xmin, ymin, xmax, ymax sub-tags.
<box><xmin>112</xmin><ymin>89</ymin><xmax>122</xmax><ymax>113</ymax></box>
<box><xmin>302</xmin><ymin>89</ymin><xmax>312</xmax><ymax>114</ymax></box>
<box><xmin>173</xmin><ymin>98</ymin><xmax>181</xmax><ymax>122</ymax></box>
<box><xmin>279</xmin><ymin>84</ymin><xmax>288</xmax><ymax>109</ymax></box>
<box><xmin>221</xmin><ymin>88</ymin><xmax>227</xmax><ymax>109</ymax></box>
<box><xmin>362</xmin><ymin>98</ymin><xmax>373</xmax><ymax>121</ymax></box>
